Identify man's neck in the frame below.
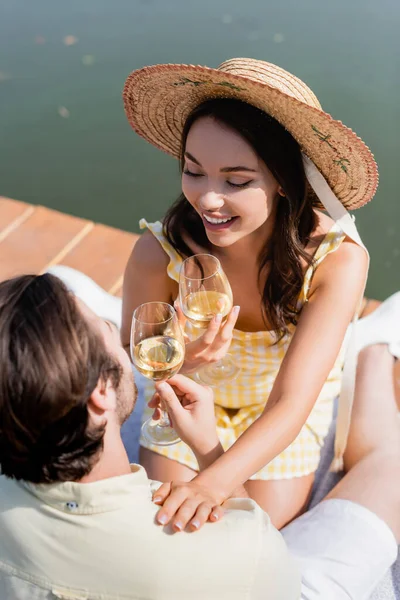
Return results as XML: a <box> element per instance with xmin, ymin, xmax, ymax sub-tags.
<box><xmin>79</xmin><ymin>422</ymin><xmax>131</xmax><ymax>484</ymax></box>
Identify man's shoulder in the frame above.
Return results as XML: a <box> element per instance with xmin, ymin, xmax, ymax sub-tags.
<box><xmin>0</xmin><ymin>472</ymin><xmax>301</xmax><ymax>599</ymax></box>
<box><xmin>143</xmin><ymin>489</ymin><xmax>301</xmax><ymax>598</ymax></box>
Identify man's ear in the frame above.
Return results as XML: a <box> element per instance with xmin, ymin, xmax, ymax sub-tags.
<box><xmin>87</xmin><ymin>378</ymin><xmax>116</xmax><ymax>424</ymax></box>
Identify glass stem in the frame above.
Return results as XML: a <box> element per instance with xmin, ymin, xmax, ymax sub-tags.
<box><xmin>159</xmin><ymin>409</ymin><xmax>171</xmax><ymax>428</ymax></box>
<box><xmin>212</xmin><ymin>359</ymin><xmax>225</xmax><ymax>371</ymax></box>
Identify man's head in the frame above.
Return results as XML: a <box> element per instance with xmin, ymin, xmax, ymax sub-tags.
<box><xmin>0</xmin><ymin>274</ymin><xmax>136</xmax><ymax>484</ymax></box>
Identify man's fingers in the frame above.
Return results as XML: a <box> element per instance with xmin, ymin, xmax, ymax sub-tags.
<box><xmin>152</xmin><ymin>482</ymin><xmax>171</xmax><ymax>505</ymax></box>
<box><xmin>148</xmin><ymin>392</ymin><xmax>161</xmax><ymax>408</ymax></box>
<box><xmin>154</xmin><ymin>381</ymin><xmax>181</xmax><ymax>413</ymax></box>
<box><xmin>167</xmin><ymin>374</ymin><xmax>211</xmax><ymax>398</ymax></box>
<box><xmin>152</xmin><ymin>406</ymin><xmax>161</xmax><ymax>421</ymax></box>
<box><xmin>148</xmin><ymin>393</ymin><xmax>161</xmax><ymax>420</ymax></box>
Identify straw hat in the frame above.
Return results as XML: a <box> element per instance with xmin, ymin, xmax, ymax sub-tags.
<box><xmin>123</xmin><ymin>58</ymin><xmax>378</xmax><ymax>210</ymax></box>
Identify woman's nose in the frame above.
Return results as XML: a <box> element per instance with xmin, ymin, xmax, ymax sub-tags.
<box><xmin>198</xmin><ymin>191</ymin><xmax>225</xmax><ymax>212</ymax></box>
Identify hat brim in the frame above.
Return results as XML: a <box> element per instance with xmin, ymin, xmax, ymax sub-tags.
<box><xmin>123</xmin><ymin>63</ymin><xmax>378</xmax><ymax>210</ymax></box>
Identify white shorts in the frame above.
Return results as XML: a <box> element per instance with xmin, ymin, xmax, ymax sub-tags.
<box><xmin>281</xmin><ymin>499</ymin><xmax>398</xmax><ymax>600</ymax></box>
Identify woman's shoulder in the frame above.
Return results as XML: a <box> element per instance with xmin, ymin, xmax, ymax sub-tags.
<box><xmin>128</xmin><ymin>229</ymin><xmax>171</xmax><ymax>272</ymax></box>
<box><xmin>308</xmin><ymin>211</ymin><xmax>335</xmax><ymax>247</ymax></box>
<box><xmin>309</xmin><ymin>212</ymin><xmax>367</xmax><ymax>286</ymax></box>
<box><xmin>306</xmin><ymin>211</ymin><xmax>367</xmax><ymax>278</ymax></box>
<box><xmin>308</xmin><ymin>211</ymin><xmax>361</xmax><ymax>254</ymax></box>
<box><xmin>123</xmin><ymin>229</ymin><xmax>177</xmax><ymax>306</ymax></box>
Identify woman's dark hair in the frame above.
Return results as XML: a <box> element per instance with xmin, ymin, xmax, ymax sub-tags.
<box><xmin>164</xmin><ymin>98</ymin><xmax>318</xmax><ymax>338</ymax></box>
<box><xmin>0</xmin><ymin>273</ymin><xmax>122</xmax><ymax>484</ymax></box>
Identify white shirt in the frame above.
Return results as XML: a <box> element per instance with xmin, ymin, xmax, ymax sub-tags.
<box><xmin>0</xmin><ymin>465</ymin><xmax>301</xmax><ymax>599</ymax></box>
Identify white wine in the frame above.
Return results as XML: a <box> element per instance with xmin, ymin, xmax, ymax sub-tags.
<box><xmin>134</xmin><ymin>336</ymin><xmax>184</xmax><ymax>381</ymax></box>
<box><xmin>184</xmin><ymin>290</ymin><xmax>232</xmax><ymax>329</ymax></box>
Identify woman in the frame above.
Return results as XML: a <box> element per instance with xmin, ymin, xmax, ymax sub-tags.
<box><xmin>121</xmin><ymin>57</ymin><xmax>375</xmax><ymax>528</ymax></box>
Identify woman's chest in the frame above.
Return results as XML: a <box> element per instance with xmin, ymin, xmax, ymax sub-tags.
<box><xmin>222</xmin><ymin>264</ymin><xmax>267</xmax><ymax>332</ymax></box>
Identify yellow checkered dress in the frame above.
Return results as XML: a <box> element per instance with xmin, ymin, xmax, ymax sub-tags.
<box><xmin>139</xmin><ymin>219</ymin><xmax>347</xmax><ymax>480</ymax></box>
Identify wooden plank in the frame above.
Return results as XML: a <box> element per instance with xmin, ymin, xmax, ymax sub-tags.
<box><xmin>114</xmin><ymin>285</ymin><xmax>123</xmax><ymax>298</ymax></box>
<box><xmin>108</xmin><ymin>274</ymin><xmax>124</xmax><ymax>296</ymax></box>
<box><xmin>59</xmin><ymin>224</ymin><xmax>138</xmax><ymax>293</ymax></box>
<box><xmin>0</xmin><ymin>197</ymin><xmax>35</xmax><ymax>241</ymax></box>
<box><xmin>0</xmin><ymin>206</ymin><xmax>92</xmax><ymax>281</ymax></box>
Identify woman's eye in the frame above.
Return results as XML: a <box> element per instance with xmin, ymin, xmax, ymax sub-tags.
<box><xmin>227</xmin><ymin>180</ymin><xmax>253</xmax><ymax>188</ymax></box>
<box><xmin>183</xmin><ymin>169</ymin><xmax>203</xmax><ymax>178</ymax></box>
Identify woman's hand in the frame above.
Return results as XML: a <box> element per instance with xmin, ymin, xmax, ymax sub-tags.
<box><xmin>153</xmin><ymin>479</ymin><xmax>225</xmax><ymax>532</ymax></box>
<box><xmin>175</xmin><ymin>303</ymin><xmax>240</xmax><ymax>374</ymax></box>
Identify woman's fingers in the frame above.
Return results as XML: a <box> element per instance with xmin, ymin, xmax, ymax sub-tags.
<box><xmin>152</xmin><ymin>482</ymin><xmax>172</xmax><ymax>505</ymax></box>
<box><xmin>155</xmin><ymin>485</ymin><xmax>190</xmax><ymax>526</ymax></box>
<box><xmin>208</xmin><ymin>505</ymin><xmax>224</xmax><ymax>523</ymax></box>
<box><xmin>220</xmin><ymin>305</ymin><xmax>240</xmax><ymax>341</ymax></box>
<box><xmin>170</xmin><ymin>498</ymin><xmax>208</xmax><ymax>532</ymax></box>
<box><xmin>199</xmin><ymin>313</ymin><xmax>223</xmax><ymax>347</ymax></box>
<box><xmin>180</xmin><ymin>305</ymin><xmax>240</xmax><ymax>370</ymax></box>
<box><xmin>189</xmin><ymin>502</ymin><xmax>218</xmax><ymax>531</ymax></box>
<box><xmin>188</xmin><ymin>503</ymin><xmax>225</xmax><ymax>531</ymax></box>
<box><xmin>153</xmin><ymin>479</ymin><xmax>226</xmax><ymax>532</ymax></box>
<box><xmin>207</xmin><ymin>306</ymin><xmax>240</xmax><ymax>353</ymax></box>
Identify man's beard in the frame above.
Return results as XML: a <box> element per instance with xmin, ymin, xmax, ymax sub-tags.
<box><xmin>116</xmin><ymin>366</ymin><xmax>137</xmax><ymax>426</ymax></box>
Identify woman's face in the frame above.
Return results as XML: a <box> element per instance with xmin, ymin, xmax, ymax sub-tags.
<box><xmin>182</xmin><ymin>116</ymin><xmax>282</xmax><ymax>248</ymax></box>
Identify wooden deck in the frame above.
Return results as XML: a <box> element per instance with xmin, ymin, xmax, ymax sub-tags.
<box><xmin>0</xmin><ymin>197</ymin><xmax>139</xmax><ymax>296</ymax></box>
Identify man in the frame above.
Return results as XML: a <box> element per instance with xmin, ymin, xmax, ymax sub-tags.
<box><xmin>0</xmin><ymin>274</ymin><xmax>398</xmax><ymax>600</ymax></box>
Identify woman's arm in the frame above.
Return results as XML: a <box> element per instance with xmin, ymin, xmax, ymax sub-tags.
<box><xmin>155</xmin><ymin>238</ymin><xmax>368</xmax><ymax>528</ymax></box>
<box><xmin>122</xmin><ymin>232</ymin><xmax>240</xmax><ymax>368</ymax></box>
<box><xmin>151</xmin><ymin>375</ymin><xmax>248</xmax><ymax>528</ymax></box>
<box><xmin>121</xmin><ymin>231</ymin><xmax>174</xmax><ymax>353</ymax></box>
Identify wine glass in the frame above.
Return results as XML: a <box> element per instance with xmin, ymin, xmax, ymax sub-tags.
<box><xmin>179</xmin><ymin>254</ymin><xmax>240</xmax><ymax>386</ymax></box>
<box><xmin>131</xmin><ymin>302</ymin><xmax>184</xmax><ymax>446</ymax></box>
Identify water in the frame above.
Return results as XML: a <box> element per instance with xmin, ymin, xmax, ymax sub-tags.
<box><xmin>0</xmin><ymin>0</ymin><xmax>399</xmax><ymax>297</ymax></box>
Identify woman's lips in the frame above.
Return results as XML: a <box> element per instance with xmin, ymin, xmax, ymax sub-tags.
<box><xmin>202</xmin><ymin>214</ymin><xmax>239</xmax><ymax>231</ymax></box>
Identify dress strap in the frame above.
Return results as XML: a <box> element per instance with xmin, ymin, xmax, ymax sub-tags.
<box><xmin>300</xmin><ymin>222</ymin><xmax>346</xmax><ymax>304</ymax></box>
<box><xmin>139</xmin><ymin>219</ymin><xmax>182</xmax><ymax>283</ymax></box>
<box><xmin>302</xmin><ymin>155</ymin><xmax>370</xmax><ymax>473</ymax></box>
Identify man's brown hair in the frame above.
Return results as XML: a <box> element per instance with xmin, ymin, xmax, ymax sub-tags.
<box><xmin>0</xmin><ymin>274</ymin><xmax>122</xmax><ymax>483</ymax></box>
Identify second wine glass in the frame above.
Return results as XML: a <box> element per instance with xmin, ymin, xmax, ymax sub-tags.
<box><xmin>179</xmin><ymin>254</ymin><xmax>240</xmax><ymax>386</ymax></box>
<box><xmin>131</xmin><ymin>301</ymin><xmax>184</xmax><ymax>446</ymax></box>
